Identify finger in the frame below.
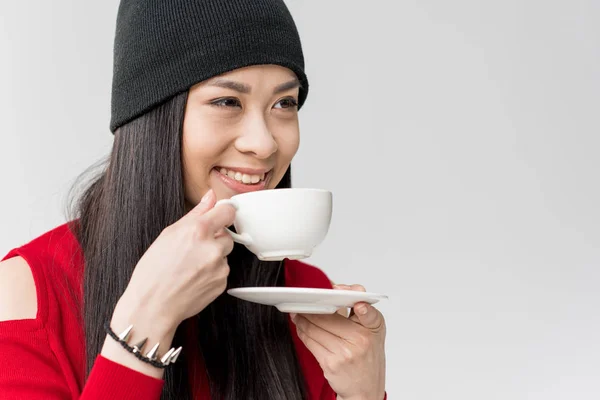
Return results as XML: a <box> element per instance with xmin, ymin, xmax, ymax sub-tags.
<box><xmin>301</xmin><ymin>313</ymin><xmax>359</xmax><ymax>341</ymax></box>
<box><xmin>214</xmin><ymin>227</ymin><xmax>227</xmax><ymax>238</ymax></box>
<box><xmin>187</xmin><ymin>189</ymin><xmax>216</xmax><ymax>217</ymax></box>
<box><xmin>331</xmin><ymin>285</ymin><xmax>352</xmax><ymax>317</ymax></box>
<box><xmin>214</xmin><ymin>233</ymin><xmax>234</xmax><ymax>257</ymax></box>
<box><xmin>202</xmin><ymin>202</ymin><xmax>237</xmax><ymax>233</ymax></box>
<box><xmin>332</xmin><ymin>284</ymin><xmax>351</xmax><ymax>290</ymax></box>
<box><xmin>336</xmin><ymin>307</ymin><xmax>350</xmax><ymax>318</ymax></box>
<box><xmin>351</xmin><ymin>302</ymin><xmax>385</xmax><ymax>332</ymax></box>
<box><xmin>333</xmin><ymin>284</ymin><xmax>366</xmax><ymax>292</ymax></box>
<box><xmin>349</xmin><ymin>284</ymin><xmax>366</xmax><ymax>292</ymax></box>
<box><xmin>296</xmin><ymin>325</ymin><xmax>332</xmax><ymax>363</ymax></box>
<box><xmin>293</xmin><ymin>315</ymin><xmax>341</xmax><ymax>354</ymax></box>
<box><xmin>333</xmin><ymin>284</ymin><xmax>366</xmax><ymax>318</ymax></box>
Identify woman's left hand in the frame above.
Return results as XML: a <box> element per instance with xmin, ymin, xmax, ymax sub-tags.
<box><xmin>290</xmin><ymin>284</ymin><xmax>386</xmax><ymax>400</ymax></box>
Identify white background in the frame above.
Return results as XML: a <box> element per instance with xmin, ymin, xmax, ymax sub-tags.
<box><xmin>1</xmin><ymin>1</ymin><xmax>599</xmax><ymax>399</ymax></box>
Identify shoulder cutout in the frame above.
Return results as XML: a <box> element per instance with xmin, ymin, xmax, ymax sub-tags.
<box><xmin>0</xmin><ymin>256</ymin><xmax>37</xmax><ymax>321</ymax></box>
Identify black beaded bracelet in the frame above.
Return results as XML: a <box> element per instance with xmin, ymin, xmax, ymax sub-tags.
<box><xmin>104</xmin><ymin>322</ymin><xmax>179</xmax><ymax>369</ymax></box>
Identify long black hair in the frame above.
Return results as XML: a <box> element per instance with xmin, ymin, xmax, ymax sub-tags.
<box><xmin>68</xmin><ymin>91</ymin><xmax>308</xmax><ymax>399</ymax></box>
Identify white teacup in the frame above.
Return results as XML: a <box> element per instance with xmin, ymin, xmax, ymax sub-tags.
<box><xmin>215</xmin><ymin>188</ymin><xmax>332</xmax><ymax>261</ymax></box>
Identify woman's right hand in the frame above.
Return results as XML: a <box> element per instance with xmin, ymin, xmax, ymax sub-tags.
<box><xmin>102</xmin><ymin>188</ymin><xmax>234</xmax><ymax>377</ymax></box>
<box><xmin>116</xmin><ymin>188</ymin><xmax>236</xmax><ymax>329</ymax></box>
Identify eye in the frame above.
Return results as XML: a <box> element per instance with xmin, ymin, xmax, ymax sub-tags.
<box><xmin>211</xmin><ymin>97</ymin><xmax>242</xmax><ymax>108</ymax></box>
<box><xmin>274</xmin><ymin>97</ymin><xmax>299</xmax><ymax>110</ymax></box>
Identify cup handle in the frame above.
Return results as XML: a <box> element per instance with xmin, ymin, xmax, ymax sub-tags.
<box><xmin>215</xmin><ymin>199</ymin><xmax>253</xmax><ymax>246</ymax></box>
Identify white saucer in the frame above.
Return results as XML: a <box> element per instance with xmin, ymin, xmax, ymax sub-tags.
<box><xmin>227</xmin><ymin>287</ymin><xmax>389</xmax><ymax>314</ymax></box>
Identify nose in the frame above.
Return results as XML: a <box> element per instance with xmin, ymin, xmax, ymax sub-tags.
<box><xmin>234</xmin><ymin>115</ymin><xmax>278</xmax><ymax>159</ymax></box>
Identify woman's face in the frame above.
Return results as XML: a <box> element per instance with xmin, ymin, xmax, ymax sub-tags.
<box><xmin>182</xmin><ymin>64</ymin><xmax>301</xmax><ymax>205</ymax></box>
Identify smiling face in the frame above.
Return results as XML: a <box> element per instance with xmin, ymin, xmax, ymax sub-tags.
<box><xmin>182</xmin><ymin>64</ymin><xmax>301</xmax><ymax>206</ymax></box>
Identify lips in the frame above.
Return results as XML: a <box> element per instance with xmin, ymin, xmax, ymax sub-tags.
<box><xmin>212</xmin><ymin>166</ymin><xmax>272</xmax><ymax>194</ymax></box>
<box><xmin>216</xmin><ymin>167</ymin><xmax>266</xmax><ymax>185</ymax></box>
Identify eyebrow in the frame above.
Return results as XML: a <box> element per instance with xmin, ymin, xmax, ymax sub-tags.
<box><xmin>209</xmin><ymin>79</ymin><xmax>251</xmax><ymax>93</ymax></box>
<box><xmin>273</xmin><ymin>78</ymin><xmax>301</xmax><ymax>94</ymax></box>
<box><xmin>208</xmin><ymin>77</ymin><xmax>301</xmax><ymax>95</ymax></box>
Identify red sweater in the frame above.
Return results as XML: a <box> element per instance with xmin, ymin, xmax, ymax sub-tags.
<box><xmin>0</xmin><ymin>223</ymin><xmax>352</xmax><ymax>399</ymax></box>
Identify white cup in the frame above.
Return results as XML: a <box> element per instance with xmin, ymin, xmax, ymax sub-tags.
<box><xmin>215</xmin><ymin>188</ymin><xmax>333</xmax><ymax>261</ymax></box>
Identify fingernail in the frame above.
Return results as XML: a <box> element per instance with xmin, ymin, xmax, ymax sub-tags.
<box><xmin>200</xmin><ymin>189</ymin><xmax>213</xmax><ymax>203</ymax></box>
<box><xmin>289</xmin><ymin>313</ymin><xmax>297</xmax><ymax>322</ymax></box>
<box><xmin>357</xmin><ymin>305</ymin><xmax>368</xmax><ymax>315</ymax></box>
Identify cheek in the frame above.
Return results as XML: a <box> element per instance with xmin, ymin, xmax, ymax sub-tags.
<box><xmin>181</xmin><ymin>111</ymin><xmax>230</xmax><ymax>201</ymax></box>
<box><xmin>274</xmin><ymin>124</ymin><xmax>300</xmax><ymax>163</ymax></box>
<box><xmin>270</xmin><ymin>123</ymin><xmax>300</xmax><ymax>187</ymax></box>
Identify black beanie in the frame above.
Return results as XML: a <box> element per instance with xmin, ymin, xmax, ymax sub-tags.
<box><xmin>110</xmin><ymin>0</ymin><xmax>308</xmax><ymax>133</ymax></box>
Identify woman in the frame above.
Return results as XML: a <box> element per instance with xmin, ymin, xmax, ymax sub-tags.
<box><xmin>0</xmin><ymin>0</ymin><xmax>387</xmax><ymax>399</ymax></box>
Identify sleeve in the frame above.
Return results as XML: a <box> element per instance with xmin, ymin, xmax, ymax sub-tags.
<box><xmin>0</xmin><ymin>321</ymin><xmax>164</xmax><ymax>400</ymax></box>
<box><xmin>81</xmin><ymin>355</ymin><xmax>164</xmax><ymax>399</ymax></box>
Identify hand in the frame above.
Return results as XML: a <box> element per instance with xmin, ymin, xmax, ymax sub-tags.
<box><xmin>290</xmin><ymin>284</ymin><xmax>386</xmax><ymax>400</ymax></box>
<box><xmin>102</xmin><ymin>188</ymin><xmax>235</xmax><ymax>378</ymax></box>
<box><xmin>114</xmin><ymin>188</ymin><xmax>236</xmax><ymax>330</ymax></box>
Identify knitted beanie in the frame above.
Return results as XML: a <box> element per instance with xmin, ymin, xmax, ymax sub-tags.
<box><xmin>110</xmin><ymin>0</ymin><xmax>308</xmax><ymax>133</ymax></box>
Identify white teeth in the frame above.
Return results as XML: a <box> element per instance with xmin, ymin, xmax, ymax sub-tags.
<box><xmin>218</xmin><ymin>167</ymin><xmax>266</xmax><ymax>185</ymax></box>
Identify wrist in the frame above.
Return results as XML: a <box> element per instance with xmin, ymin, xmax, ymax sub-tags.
<box><xmin>100</xmin><ymin>296</ymin><xmax>180</xmax><ymax>379</ymax></box>
<box><xmin>113</xmin><ymin>292</ymin><xmax>179</xmax><ymax>339</ymax></box>
<box><xmin>337</xmin><ymin>393</ymin><xmax>385</xmax><ymax>400</ymax></box>
<box><xmin>110</xmin><ymin>294</ymin><xmax>179</xmax><ymax>363</ymax></box>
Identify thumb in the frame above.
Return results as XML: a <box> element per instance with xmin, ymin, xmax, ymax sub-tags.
<box><xmin>188</xmin><ymin>189</ymin><xmax>216</xmax><ymax>217</ymax></box>
<box><xmin>350</xmin><ymin>302</ymin><xmax>384</xmax><ymax>331</ymax></box>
